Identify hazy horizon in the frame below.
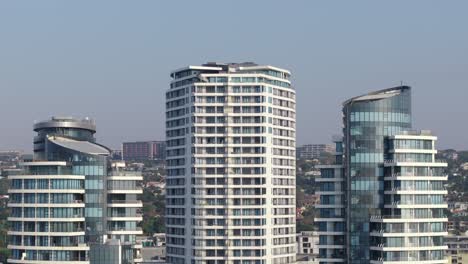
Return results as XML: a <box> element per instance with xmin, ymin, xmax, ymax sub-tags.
<box><xmin>1</xmin><ymin>1</ymin><xmax>467</xmax><ymax>152</ymax></box>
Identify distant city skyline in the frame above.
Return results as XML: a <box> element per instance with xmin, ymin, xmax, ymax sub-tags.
<box><xmin>1</xmin><ymin>1</ymin><xmax>467</xmax><ymax>151</ymax></box>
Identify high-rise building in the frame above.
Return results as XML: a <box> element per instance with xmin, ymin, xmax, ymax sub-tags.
<box><xmin>296</xmin><ymin>144</ymin><xmax>335</xmax><ymax>160</ymax></box>
<box><xmin>8</xmin><ymin>117</ymin><xmax>143</xmax><ymax>263</ymax></box>
<box><xmin>122</xmin><ymin>141</ymin><xmax>166</xmax><ymax>161</ymax></box>
<box><xmin>315</xmin><ymin>87</ymin><xmax>448</xmax><ymax>264</ymax></box>
<box><xmin>165</xmin><ymin>62</ymin><xmax>296</xmax><ymax>264</ymax></box>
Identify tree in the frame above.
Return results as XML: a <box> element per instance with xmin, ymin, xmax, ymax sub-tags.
<box><xmin>142</xmin><ymin>216</ymin><xmax>166</xmax><ymax>234</ymax></box>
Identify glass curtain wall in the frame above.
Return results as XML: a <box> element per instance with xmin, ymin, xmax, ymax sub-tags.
<box><xmin>45</xmin><ymin>140</ymin><xmax>108</xmax><ymax>244</ymax></box>
<box><xmin>343</xmin><ymin>87</ymin><xmax>412</xmax><ymax>263</ymax></box>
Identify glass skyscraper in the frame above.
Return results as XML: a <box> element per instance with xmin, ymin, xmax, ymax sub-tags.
<box><xmin>316</xmin><ymin>87</ymin><xmax>448</xmax><ymax>264</ymax></box>
<box><xmin>8</xmin><ymin>117</ymin><xmax>143</xmax><ymax>263</ymax></box>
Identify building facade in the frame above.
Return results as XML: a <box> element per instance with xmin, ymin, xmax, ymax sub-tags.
<box><xmin>165</xmin><ymin>62</ymin><xmax>296</xmax><ymax>264</ymax></box>
<box><xmin>315</xmin><ymin>137</ymin><xmax>346</xmax><ymax>262</ymax></box>
<box><xmin>315</xmin><ymin>87</ymin><xmax>448</xmax><ymax>264</ymax></box>
<box><xmin>296</xmin><ymin>144</ymin><xmax>335</xmax><ymax>160</ymax></box>
<box><xmin>296</xmin><ymin>231</ymin><xmax>319</xmax><ymax>255</ymax></box>
<box><xmin>8</xmin><ymin>117</ymin><xmax>143</xmax><ymax>263</ymax></box>
<box><xmin>446</xmin><ymin>235</ymin><xmax>468</xmax><ymax>264</ymax></box>
<box><xmin>122</xmin><ymin>141</ymin><xmax>166</xmax><ymax>161</ymax></box>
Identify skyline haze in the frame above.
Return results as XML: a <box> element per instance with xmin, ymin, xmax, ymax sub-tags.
<box><xmin>1</xmin><ymin>1</ymin><xmax>467</xmax><ymax>151</ymax></box>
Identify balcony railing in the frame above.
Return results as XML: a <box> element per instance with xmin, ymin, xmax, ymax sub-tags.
<box><xmin>108</xmin><ymin>213</ymin><xmax>143</xmax><ymax>218</ymax></box>
<box><xmin>109</xmin><ymin>171</ymin><xmax>142</xmax><ymax>176</ymax></box>
<box><xmin>108</xmin><ymin>227</ymin><xmax>143</xmax><ymax>232</ymax></box>
<box><xmin>396</xmin><ymin>130</ymin><xmax>433</xmax><ymax>136</ymax></box>
<box><xmin>387</xmin><ymin>172</ymin><xmax>447</xmax><ymax>177</ymax></box>
<box><xmin>371</xmin><ymin>215</ymin><xmax>446</xmax><ymax>220</ymax></box>
<box><xmin>371</xmin><ymin>228</ymin><xmax>445</xmax><ymax>234</ymax></box>
<box><xmin>108</xmin><ymin>200</ymin><xmax>142</xmax><ymax>204</ymax></box>
<box><xmin>384</xmin><ymin>159</ymin><xmax>447</xmax><ymax>164</ymax></box>
<box><xmin>107</xmin><ymin>187</ymin><xmax>143</xmax><ymax>191</ymax></box>
<box><xmin>384</xmin><ymin>187</ymin><xmax>446</xmax><ymax>192</ymax></box>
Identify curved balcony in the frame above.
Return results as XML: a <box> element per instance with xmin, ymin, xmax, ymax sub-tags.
<box><xmin>9</xmin><ymin>189</ymin><xmax>85</xmax><ymax>194</ymax></box>
<box><xmin>8</xmin><ymin>259</ymin><xmax>89</xmax><ymax>264</ymax></box>
<box><xmin>8</xmin><ymin>217</ymin><xmax>85</xmax><ymax>222</ymax></box>
<box><xmin>370</xmin><ymin>215</ymin><xmax>448</xmax><ymax>223</ymax></box>
<box><xmin>8</xmin><ymin>230</ymin><xmax>85</xmax><ymax>236</ymax></box>
<box><xmin>8</xmin><ymin>175</ymin><xmax>85</xmax><ymax>180</ymax></box>
<box><xmin>384</xmin><ymin>175</ymin><xmax>448</xmax><ymax>181</ymax></box>
<box><xmin>370</xmin><ymin>230</ymin><xmax>448</xmax><ymax>237</ymax></box>
<box><xmin>370</xmin><ymin>259</ymin><xmax>447</xmax><ymax>264</ymax></box>
<box><xmin>384</xmin><ymin>160</ymin><xmax>447</xmax><ymax>167</ymax></box>
<box><xmin>369</xmin><ymin>245</ymin><xmax>447</xmax><ymax>252</ymax></box>
<box><xmin>8</xmin><ymin>243</ymin><xmax>89</xmax><ymax>251</ymax></box>
<box><xmin>8</xmin><ymin>201</ymin><xmax>85</xmax><ymax>208</ymax></box>
<box><xmin>383</xmin><ymin>189</ymin><xmax>447</xmax><ymax>195</ymax></box>
<box><xmin>384</xmin><ymin>204</ymin><xmax>447</xmax><ymax>209</ymax></box>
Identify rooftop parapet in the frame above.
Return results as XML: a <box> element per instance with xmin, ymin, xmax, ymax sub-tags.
<box><xmin>33</xmin><ymin>116</ymin><xmax>96</xmax><ymax>132</ymax></box>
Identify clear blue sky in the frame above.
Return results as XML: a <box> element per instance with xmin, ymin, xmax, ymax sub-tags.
<box><xmin>1</xmin><ymin>1</ymin><xmax>467</xmax><ymax>151</ymax></box>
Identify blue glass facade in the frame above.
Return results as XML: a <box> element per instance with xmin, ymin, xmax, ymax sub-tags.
<box><xmin>343</xmin><ymin>87</ymin><xmax>412</xmax><ymax>263</ymax></box>
<box><xmin>42</xmin><ymin>128</ymin><xmax>109</xmax><ymax>244</ymax></box>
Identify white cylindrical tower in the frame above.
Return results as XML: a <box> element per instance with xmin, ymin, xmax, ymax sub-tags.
<box><xmin>166</xmin><ymin>62</ymin><xmax>297</xmax><ymax>264</ymax></box>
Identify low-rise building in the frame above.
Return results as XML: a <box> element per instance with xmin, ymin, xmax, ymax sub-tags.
<box><xmin>122</xmin><ymin>141</ymin><xmax>165</xmax><ymax>161</ymax></box>
<box><xmin>461</xmin><ymin>162</ymin><xmax>468</xmax><ymax>171</ymax></box>
<box><xmin>111</xmin><ymin>149</ymin><xmax>123</xmax><ymax>160</ymax></box>
<box><xmin>297</xmin><ymin>144</ymin><xmax>334</xmax><ymax>160</ymax></box>
<box><xmin>152</xmin><ymin>233</ymin><xmax>166</xmax><ymax>247</ymax></box>
<box><xmin>449</xmin><ymin>221</ymin><xmax>468</xmax><ymax>233</ymax></box>
<box><xmin>446</xmin><ymin>235</ymin><xmax>468</xmax><ymax>264</ymax></box>
<box><xmin>448</xmin><ymin>253</ymin><xmax>468</xmax><ymax>264</ymax></box>
<box><xmin>0</xmin><ymin>150</ymin><xmax>21</xmax><ymax>162</ymax></box>
<box><xmin>296</xmin><ymin>231</ymin><xmax>319</xmax><ymax>255</ymax></box>
<box><xmin>296</xmin><ymin>231</ymin><xmax>319</xmax><ymax>264</ymax></box>
<box><xmin>137</xmin><ymin>235</ymin><xmax>166</xmax><ymax>264</ymax></box>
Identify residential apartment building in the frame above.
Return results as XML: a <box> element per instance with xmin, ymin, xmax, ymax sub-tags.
<box><xmin>446</xmin><ymin>235</ymin><xmax>468</xmax><ymax>264</ymax></box>
<box><xmin>315</xmin><ymin>87</ymin><xmax>448</xmax><ymax>264</ymax></box>
<box><xmin>296</xmin><ymin>231</ymin><xmax>319</xmax><ymax>255</ymax></box>
<box><xmin>0</xmin><ymin>150</ymin><xmax>21</xmax><ymax>162</ymax></box>
<box><xmin>8</xmin><ymin>117</ymin><xmax>143</xmax><ymax>263</ymax></box>
<box><xmin>123</xmin><ymin>141</ymin><xmax>166</xmax><ymax>161</ymax></box>
<box><xmin>165</xmin><ymin>62</ymin><xmax>296</xmax><ymax>264</ymax></box>
<box><xmin>449</xmin><ymin>221</ymin><xmax>468</xmax><ymax>234</ymax></box>
<box><xmin>296</xmin><ymin>144</ymin><xmax>335</xmax><ymax>160</ymax></box>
